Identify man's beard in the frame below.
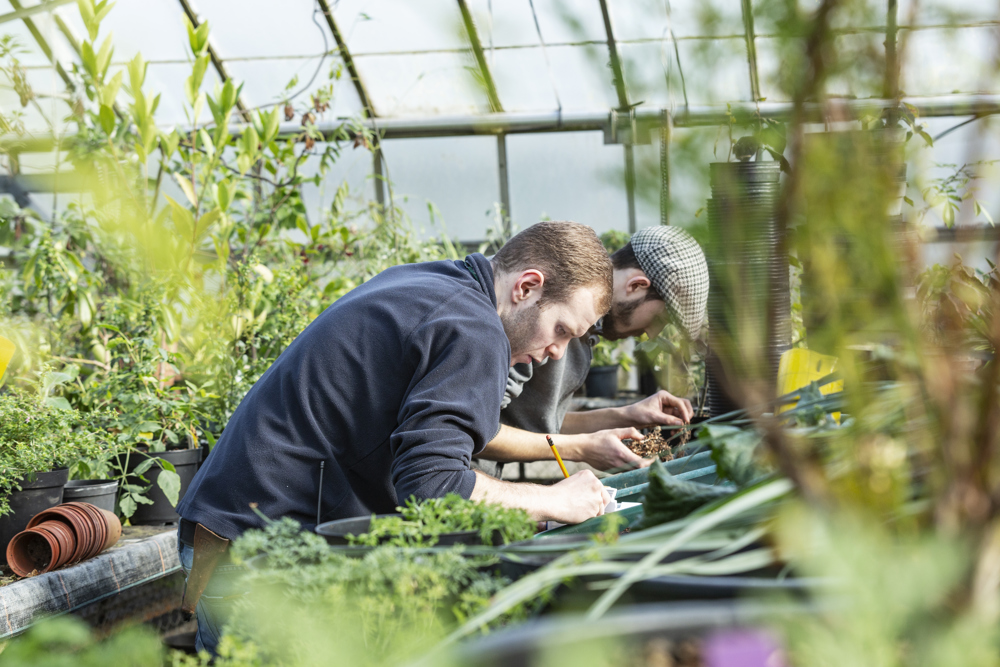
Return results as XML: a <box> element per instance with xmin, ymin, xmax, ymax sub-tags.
<box><xmin>501</xmin><ymin>304</ymin><xmax>542</xmax><ymax>360</ymax></box>
<box><xmin>599</xmin><ymin>297</ymin><xmax>643</xmax><ymax>341</ymax></box>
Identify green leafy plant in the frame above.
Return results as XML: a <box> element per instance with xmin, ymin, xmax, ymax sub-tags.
<box><xmin>591</xmin><ymin>338</ymin><xmax>633</xmax><ymax>373</ymax></box>
<box><xmin>0</xmin><ymin>378</ymin><xmax>111</xmax><ymax>517</ymax></box>
<box><xmin>346</xmin><ymin>493</ymin><xmax>535</xmax><ymax>547</ymax></box>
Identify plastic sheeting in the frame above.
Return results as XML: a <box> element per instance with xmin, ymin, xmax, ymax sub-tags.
<box><xmin>0</xmin><ymin>527</ymin><xmax>179</xmax><ymax>638</ymax></box>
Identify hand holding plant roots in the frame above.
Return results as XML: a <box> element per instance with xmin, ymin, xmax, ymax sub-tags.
<box><xmin>623</xmin><ymin>426</ymin><xmax>675</xmax><ymax>460</ymax></box>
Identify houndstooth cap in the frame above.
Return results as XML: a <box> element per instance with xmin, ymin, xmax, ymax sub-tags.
<box><xmin>631</xmin><ymin>226</ymin><xmax>709</xmax><ymax>338</ymax></box>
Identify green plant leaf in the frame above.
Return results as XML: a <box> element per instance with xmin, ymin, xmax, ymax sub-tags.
<box><xmin>157</xmin><ymin>469</ymin><xmax>181</xmax><ymax>506</ymax></box>
<box><xmin>43</xmin><ymin>396</ymin><xmax>72</xmax><ymax>411</ymax></box>
<box><xmin>173</xmin><ymin>174</ymin><xmax>197</xmax><ymax>206</ymax></box>
<box><xmin>119</xmin><ymin>494</ymin><xmax>136</xmax><ymax>518</ymax></box>
<box><xmin>98</xmin><ymin>104</ymin><xmax>115</xmax><ymax>135</ymax></box>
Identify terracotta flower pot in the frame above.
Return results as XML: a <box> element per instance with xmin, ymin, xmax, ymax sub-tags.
<box><xmin>96</xmin><ymin>507</ymin><xmax>122</xmax><ymax>551</ymax></box>
<box><xmin>6</xmin><ymin>528</ymin><xmax>60</xmax><ymax>576</ymax></box>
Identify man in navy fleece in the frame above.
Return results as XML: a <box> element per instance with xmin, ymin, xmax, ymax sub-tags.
<box><xmin>177</xmin><ymin>221</ymin><xmax>614</xmax><ymax>654</ymax></box>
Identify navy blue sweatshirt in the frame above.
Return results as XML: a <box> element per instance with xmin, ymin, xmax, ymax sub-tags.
<box><xmin>177</xmin><ymin>253</ymin><xmax>509</xmax><ymax>539</ymax></box>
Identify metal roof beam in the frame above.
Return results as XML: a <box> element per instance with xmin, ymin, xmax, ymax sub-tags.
<box><xmin>10</xmin><ymin>95</ymin><xmax>1000</xmax><ymax>151</ymax></box>
<box><xmin>316</xmin><ymin>0</ymin><xmax>376</xmax><ymax>118</ymax></box>
<box><xmin>457</xmin><ymin>0</ymin><xmax>503</xmax><ymax>113</ymax></box>
<box><xmin>0</xmin><ymin>0</ymin><xmax>74</xmax><ymax>26</ymax></box>
<box><xmin>598</xmin><ymin>0</ymin><xmax>630</xmax><ymax>111</ymax></box>
<box><xmin>7</xmin><ymin>0</ymin><xmax>73</xmax><ymax>90</ymax></box>
<box><xmin>740</xmin><ymin>0</ymin><xmax>762</xmax><ymax>102</ymax></box>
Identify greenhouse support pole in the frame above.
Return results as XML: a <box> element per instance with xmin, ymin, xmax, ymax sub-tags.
<box><xmin>497</xmin><ymin>133</ymin><xmax>512</xmax><ymax>236</ymax></box>
<box><xmin>624</xmin><ymin>145</ymin><xmax>637</xmax><ymax>234</ymax></box>
<box><xmin>373</xmin><ymin>148</ymin><xmax>386</xmax><ymax>209</ymax></box>
<box><xmin>660</xmin><ymin>110</ymin><xmax>671</xmax><ymax>226</ymax></box>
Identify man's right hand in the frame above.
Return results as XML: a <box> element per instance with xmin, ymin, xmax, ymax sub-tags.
<box><xmin>573</xmin><ymin>427</ymin><xmax>653</xmax><ymax>471</ymax></box>
<box><xmin>546</xmin><ymin>470</ymin><xmax>610</xmax><ymax>524</ymax></box>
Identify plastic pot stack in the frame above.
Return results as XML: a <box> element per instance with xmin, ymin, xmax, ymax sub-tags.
<box><xmin>705</xmin><ymin>161</ymin><xmax>791</xmax><ymax>418</ymax></box>
<box><xmin>6</xmin><ymin>501</ymin><xmax>122</xmax><ymax>577</ymax></box>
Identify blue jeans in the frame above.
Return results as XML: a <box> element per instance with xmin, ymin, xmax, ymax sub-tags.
<box><xmin>177</xmin><ymin>534</ymin><xmax>248</xmax><ymax>655</ymax></box>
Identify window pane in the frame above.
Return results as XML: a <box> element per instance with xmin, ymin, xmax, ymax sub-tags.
<box><xmin>902</xmin><ymin>27</ymin><xmax>999</xmax><ymax>96</ymax></box>
<box><xmin>491</xmin><ymin>43</ymin><xmax>617</xmax><ymax>112</ymax></box>
<box><xmin>507</xmin><ymin>131</ymin><xmax>628</xmax><ymax>236</ymax></box>
<box><xmin>193</xmin><ymin>0</ymin><xmax>328</xmax><ymax>59</ymax></box>
<box><xmin>225</xmin><ymin>57</ymin><xmax>363</xmax><ymax>117</ymax></box>
<box><xmin>379</xmin><ymin>135</ymin><xmax>500</xmax><ymax>242</ymax></box>
<box><xmin>353</xmin><ymin>52</ymin><xmax>489</xmax><ymax>116</ymax></box>
<box><xmin>466</xmin><ymin>0</ymin><xmax>608</xmax><ymax>48</ymax></box>
<box><xmin>609</xmin><ymin>0</ymin><xmax>744</xmax><ymax>40</ymax></box>
<box><xmin>53</xmin><ymin>0</ymin><xmax>190</xmax><ymax>62</ymax></box>
<box><xmin>333</xmin><ymin>0</ymin><xmax>466</xmax><ymax>54</ymax></box>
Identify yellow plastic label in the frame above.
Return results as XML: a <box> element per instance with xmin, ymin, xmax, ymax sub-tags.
<box><xmin>777</xmin><ymin>348</ymin><xmax>843</xmax><ymax>418</ymax></box>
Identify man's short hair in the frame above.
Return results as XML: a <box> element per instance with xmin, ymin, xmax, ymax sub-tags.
<box><xmin>492</xmin><ymin>221</ymin><xmax>613</xmax><ymax>314</ymax></box>
<box><xmin>611</xmin><ymin>243</ymin><xmax>662</xmax><ymax>303</ymax></box>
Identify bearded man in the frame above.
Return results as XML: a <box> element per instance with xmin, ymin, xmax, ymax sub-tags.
<box><xmin>176</xmin><ymin>221</ymin><xmax>614</xmax><ymax>654</ymax></box>
<box><xmin>476</xmin><ymin>225</ymin><xmax>709</xmax><ymax>474</ymax></box>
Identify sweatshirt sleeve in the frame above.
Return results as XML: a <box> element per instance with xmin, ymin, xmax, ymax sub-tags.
<box><xmin>389</xmin><ymin>300</ymin><xmax>509</xmax><ymax>503</ymax></box>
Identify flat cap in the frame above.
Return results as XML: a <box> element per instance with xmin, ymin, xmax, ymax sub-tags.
<box><xmin>631</xmin><ymin>226</ymin><xmax>709</xmax><ymax>338</ymax></box>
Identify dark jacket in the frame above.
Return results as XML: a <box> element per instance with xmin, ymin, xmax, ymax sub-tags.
<box><xmin>177</xmin><ymin>253</ymin><xmax>509</xmax><ymax>539</ymax></box>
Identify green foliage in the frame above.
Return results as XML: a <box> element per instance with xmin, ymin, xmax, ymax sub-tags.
<box><xmin>703</xmin><ymin>424</ymin><xmax>767</xmax><ymax>486</ymax></box>
<box><xmin>346</xmin><ymin>493</ymin><xmax>535</xmax><ymax>547</ymax></box>
<box><xmin>598</xmin><ymin>229</ymin><xmax>630</xmax><ymax>253</ymax></box>
<box><xmin>639</xmin><ymin>458</ymin><xmax>735</xmax><ymax>528</ymax></box>
<box><xmin>0</xmin><ymin>380</ymin><xmax>113</xmax><ymax>517</ymax></box>
<box><xmin>591</xmin><ymin>338</ymin><xmax>632</xmax><ymax>372</ymax></box>
<box><xmin>0</xmin><ymin>615</ymin><xmax>163</xmax><ymax>666</ymax></box>
<box><xmin>225</xmin><ymin>515</ymin><xmax>514</xmax><ymax>667</ymax></box>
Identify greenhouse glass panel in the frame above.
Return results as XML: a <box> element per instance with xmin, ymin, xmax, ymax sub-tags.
<box><xmin>352</xmin><ymin>52</ymin><xmax>488</xmax><ymax>116</ymax></box>
<box><xmin>618</xmin><ymin>40</ymin><xmax>686</xmax><ymax>109</ymax></box>
<box><xmin>466</xmin><ymin>0</ymin><xmax>607</xmax><ymax>48</ymax></box>
<box><xmin>756</xmin><ymin>33</ymin><xmax>884</xmax><ymax>102</ymax></box>
<box><xmin>900</xmin><ymin>0</ymin><xmax>1000</xmax><ymax>26</ymax></box>
<box><xmin>332</xmin><ymin>0</ymin><xmax>467</xmax><ymax>55</ymax></box>
<box><xmin>507</xmin><ymin>131</ymin><xmax>628</xmax><ymax>236</ymax></box>
<box><xmin>609</xmin><ymin>0</ymin><xmax>744</xmax><ymax>41</ymax></box>
<box><xmin>225</xmin><ymin>57</ymin><xmax>363</xmax><ymax>117</ymax></box>
<box><xmin>193</xmin><ymin>0</ymin><xmax>328</xmax><ymax>59</ymax></box>
<box><xmin>902</xmin><ymin>27</ymin><xmax>1000</xmax><ymax>97</ymax></box>
<box><xmin>297</xmin><ymin>148</ymin><xmax>377</xmax><ymax>226</ymax></box>
<box><xmin>1</xmin><ymin>14</ymin><xmax>74</xmax><ymax>67</ymax></box>
<box><xmin>379</xmin><ymin>136</ymin><xmax>500</xmax><ymax>242</ymax></box>
<box><xmin>675</xmin><ymin>37</ymin><xmax>752</xmax><ymax>105</ymax></box>
<box><xmin>53</xmin><ymin>0</ymin><xmax>191</xmax><ymax>63</ymax></box>
<box><xmin>491</xmin><ymin>43</ymin><xmax>617</xmax><ymax>112</ymax></box>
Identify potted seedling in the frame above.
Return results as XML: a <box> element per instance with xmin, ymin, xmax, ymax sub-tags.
<box><xmin>586</xmin><ymin>339</ymin><xmax>633</xmax><ymax>399</ymax></box>
<box><xmin>89</xmin><ymin>328</ymin><xmax>206</xmax><ymax>525</ymax></box>
<box><xmin>0</xmin><ymin>371</ymin><xmax>108</xmax><ymax>559</ymax></box>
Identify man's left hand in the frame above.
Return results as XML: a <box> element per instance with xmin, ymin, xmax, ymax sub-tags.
<box><xmin>624</xmin><ymin>390</ymin><xmax>694</xmax><ymax>426</ymax></box>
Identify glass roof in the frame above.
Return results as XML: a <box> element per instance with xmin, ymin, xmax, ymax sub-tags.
<box><xmin>0</xmin><ymin>0</ymin><xmax>997</xmax><ymax>139</ymax></box>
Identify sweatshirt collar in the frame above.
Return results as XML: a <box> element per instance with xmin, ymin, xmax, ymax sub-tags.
<box><xmin>463</xmin><ymin>253</ymin><xmax>498</xmax><ymax>311</ymax></box>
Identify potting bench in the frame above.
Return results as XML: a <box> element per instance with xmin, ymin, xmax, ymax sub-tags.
<box><xmin>0</xmin><ymin>526</ymin><xmax>181</xmax><ymax>638</ymax></box>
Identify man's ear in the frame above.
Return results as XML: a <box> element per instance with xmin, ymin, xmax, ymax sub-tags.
<box><xmin>624</xmin><ymin>272</ymin><xmax>652</xmax><ymax>296</ymax></box>
<box><xmin>512</xmin><ymin>269</ymin><xmax>545</xmax><ymax>304</ymax></box>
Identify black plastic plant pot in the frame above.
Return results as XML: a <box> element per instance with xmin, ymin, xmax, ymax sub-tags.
<box><xmin>0</xmin><ymin>467</ymin><xmax>69</xmax><ymax>562</ymax></box>
<box><xmin>63</xmin><ymin>479</ymin><xmax>120</xmax><ymax>514</ymax></box>
<box><xmin>116</xmin><ymin>448</ymin><xmax>203</xmax><ymax>525</ymax></box>
<box><xmin>315</xmin><ymin>513</ymin><xmax>503</xmax><ymax>548</ymax></box>
<box><xmin>585</xmin><ymin>364</ymin><xmax>619</xmax><ymax>399</ymax></box>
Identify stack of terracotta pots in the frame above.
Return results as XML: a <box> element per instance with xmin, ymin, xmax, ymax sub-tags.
<box><xmin>5</xmin><ymin>501</ymin><xmax>122</xmax><ymax>577</ymax></box>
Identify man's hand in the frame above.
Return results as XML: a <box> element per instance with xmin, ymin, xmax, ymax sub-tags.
<box><xmin>624</xmin><ymin>390</ymin><xmax>694</xmax><ymax>426</ymax></box>
<box><xmin>573</xmin><ymin>427</ymin><xmax>655</xmax><ymax>471</ymax></box>
<box><xmin>546</xmin><ymin>470</ymin><xmax>610</xmax><ymax>524</ymax></box>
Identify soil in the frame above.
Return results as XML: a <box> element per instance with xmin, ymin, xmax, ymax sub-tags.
<box><xmin>623</xmin><ymin>427</ymin><xmax>673</xmax><ymax>460</ymax></box>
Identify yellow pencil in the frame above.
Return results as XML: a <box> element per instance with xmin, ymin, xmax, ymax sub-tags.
<box><xmin>546</xmin><ymin>435</ymin><xmax>570</xmax><ymax>479</ymax></box>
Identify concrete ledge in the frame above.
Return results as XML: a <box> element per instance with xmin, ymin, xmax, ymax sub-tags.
<box><xmin>0</xmin><ymin>527</ymin><xmax>179</xmax><ymax>638</ymax></box>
